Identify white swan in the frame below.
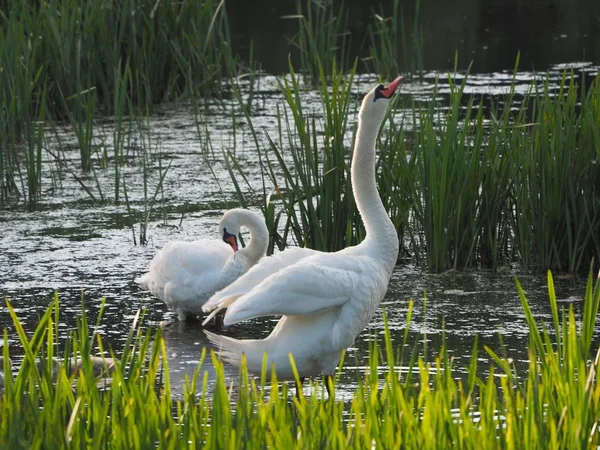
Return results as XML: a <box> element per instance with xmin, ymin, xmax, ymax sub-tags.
<box><xmin>135</xmin><ymin>208</ymin><xmax>269</xmax><ymax>321</ymax></box>
<box><xmin>202</xmin><ymin>76</ymin><xmax>403</xmax><ymax>390</ymax></box>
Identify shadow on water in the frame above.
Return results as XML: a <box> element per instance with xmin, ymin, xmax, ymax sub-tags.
<box><xmin>0</xmin><ymin>67</ymin><xmax>598</xmax><ymax>398</ymax></box>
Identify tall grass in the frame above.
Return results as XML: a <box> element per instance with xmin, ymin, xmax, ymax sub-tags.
<box><xmin>510</xmin><ymin>72</ymin><xmax>600</xmax><ymax>271</ymax></box>
<box><xmin>1</xmin><ymin>269</ymin><xmax>599</xmax><ymax>448</ymax></box>
<box><xmin>283</xmin><ymin>0</ymin><xmax>353</xmax><ymax>84</ymax></box>
<box><xmin>366</xmin><ymin>0</ymin><xmax>424</xmax><ymax>79</ymax></box>
<box><xmin>0</xmin><ymin>0</ymin><xmax>237</xmax><ymax>205</ymax></box>
<box><xmin>411</xmin><ymin>73</ymin><xmax>485</xmax><ymax>271</ymax></box>
<box><xmin>401</xmin><ymin>68</ymin><xmax>600</xmax><ymax>272</ymax></box>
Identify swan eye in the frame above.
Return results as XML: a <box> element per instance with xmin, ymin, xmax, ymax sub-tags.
<box><xmin>373</xmin><ymin>84</ymin><xmax>386</xmax><ymax>101</ymax></box>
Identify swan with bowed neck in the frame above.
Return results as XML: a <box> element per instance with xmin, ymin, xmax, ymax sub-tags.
<box><xmin>135</xmin><ymin>208</ymin><xmax>269</xmax><ymax>321</ymax></box>
<box><xmin>202</xmin><ymin>77</ymin><xmax>403</xmax><ymax>382</ymax></box>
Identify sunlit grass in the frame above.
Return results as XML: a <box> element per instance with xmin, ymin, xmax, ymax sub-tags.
<box><xmin>1</xmin><ymin>268</ymin><xmax>599</xmax><ymax>448</ymax></box>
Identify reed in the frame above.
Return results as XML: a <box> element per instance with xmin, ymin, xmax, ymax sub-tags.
<box><xmin>400</xmin><ymin>66</ymin><xmax>600</xmax><ymax>272</ymax></box>
<box><xmin>509</xmin><ymin>71</ymin><xmax>600</xmax><ymax>271</ymax></box>
<box><xmin>283</xmin><ymin>0</ymin><xmax>353</xmax><ymax>84</ymax></box>
<box><xmin>227</xmin><ymin>62</ymin><xmax>373</xmax><ymax>252</ymax></box>
<box><xmin>366</xmin><ymin>0</ymin><xmax>424</xmax><ymax>79</ymax></box>
<box><xmin>410</xmin><ymin>71</ymin><xmax>486</xmax><ymax>271</ymax></box>
<box><xmin>0</xmin><ymin>0</ymin><xmax>237</xmax><ymax>200</ymax></box>
<box><xmin>1</xmin><ymin>269</ymin><xmax>599</xmax><ymax>448</ymax></box>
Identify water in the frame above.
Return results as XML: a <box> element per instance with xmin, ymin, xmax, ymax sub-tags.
<box><xmin>0</xmin><ymin>67</ymin><xmax>596</xmax><ymax>399</ymax></box>
<box><xmin>227</xmin><ymin>0</ymin><xmax>600</xmax><ymax>74</ymax></box>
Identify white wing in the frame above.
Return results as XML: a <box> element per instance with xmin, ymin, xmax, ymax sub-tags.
<box><xmin>202</xmin><ymin>246</ymin><xmax>318</xmax><ymax>314</ymax></box>
<box><xmin>223</xmin><ymin>257</ymin><xmax>362</xmax><ymax>325</ymax></box>
<box><xmin>200</xmin><ymin>248</ymin><xmax>365</xmax><ymax>326</ymax></box>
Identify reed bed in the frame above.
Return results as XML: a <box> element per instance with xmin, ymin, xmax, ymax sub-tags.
<box><xmin>0</xmin><ymin>0</ymin><xmax>596</xmax><ymax>271</ymax></box>
<box><xmin>408</xmin><ymin>69</ymin><xmax>600</xmax><ymax>272</ymax></box>
<box><xmin>225</xmin><ymin>64</ymin><xmax>600</xmax><ymax>272</ymax></box>
<box><xmin>1</xmin><ymin>269</ymin><xmax>599</xmax><ymax>448</ymax></box>
<box><xmin>0</xmin><ymin>0</ymin><xmax>423</xmax><ymax>205</ymax></box>
<box><xmin>0</xmin><ymin>0</ymin><xmax>236</xmax><ymax>204</ymax></box>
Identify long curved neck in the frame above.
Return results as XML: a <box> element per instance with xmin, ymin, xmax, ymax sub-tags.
<box><xmin>352</xmin><ymin>117</ymin><xmax>399</xmax><ymax>272</ymax></box>
<box><xmin>237</xmin><ymin>213</ymin><xmax>269</xmax><ymax>264</ymax></box>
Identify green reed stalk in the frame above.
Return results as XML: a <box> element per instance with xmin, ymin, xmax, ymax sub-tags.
<box><xmin>411</xmin><ymin>70</ymin><xmax>484</xmax><ymax>271</ymax></box>
<box><xmin>24</xmin><ymin>92</ymin><xmax>46</xmax><ymax>205</ymax></box>
<box><xmin>112</xmin><ymin>61</ymin><xmax>132</xmax><ymax>204</ymax></box>
<box><xmin>284</xmin><ymin>0</ymin><xmax>352</xmax><ymax>84</ymax></box>
<box><xmin>475</xmin><ymin>59</ymin><xmax>526</xmax><ymax>268</ymax></box>
<box><xmin>510</xmin><ymin>71</ymin><xmax>600</xmax><ymax>271</ymax></box>
<box><xmin>367</xmin><ymin>0</ymin><xmax>424</xmax><ymax>79</ymax></box>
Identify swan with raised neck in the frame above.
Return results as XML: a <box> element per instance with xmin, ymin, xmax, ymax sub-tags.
<box><xmin>202</xmin><ymin>76</ymin><xmax>404</xmax><ymax>390</ymax></box>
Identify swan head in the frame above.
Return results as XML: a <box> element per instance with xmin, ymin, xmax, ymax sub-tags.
<box><xmin>218</xmin><ymin>208</ymin><xmax>263</xmax><ymax>253</ymax></box>
<box><xmin>359</xmin><ymin>75</ymin><xmax>404</xmax><ymax>125</ymax></box>
<box><xmin>218</xmin><ymin>210</ymin><xmax>244</xmax><ymax>252</ymax></box>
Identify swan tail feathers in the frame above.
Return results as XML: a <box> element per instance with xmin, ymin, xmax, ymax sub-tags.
<box><xmin>203</xmin><ymin>330</ymin><xmax>266</xmax><ymax>372</ymax></box>
<box><xmin>201</xmin><ymin>295</ymin><xmax>241</xmax><ymax>326</ymax></box>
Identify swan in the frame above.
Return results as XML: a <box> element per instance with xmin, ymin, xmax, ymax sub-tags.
<box><xmin>135</xmin><ymin>208</ymin><xmax>269</xmax><ymax>322</ymax></box>
<box><xmin>201</xmin><ymin>76</ymin><xmax>403</xmax><ymax>393</ymax></box>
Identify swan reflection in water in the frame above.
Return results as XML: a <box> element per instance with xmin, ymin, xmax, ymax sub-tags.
<box><xmin>159</xmin><ymin>320</ymin><xmax>240</xmax><ymax>398</ymax></box>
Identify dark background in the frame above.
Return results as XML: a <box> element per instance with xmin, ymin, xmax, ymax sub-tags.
<box><xmin>227</xmin><ymin>0</ymin><xmax>600</xmax><ymax>73</ymax></box>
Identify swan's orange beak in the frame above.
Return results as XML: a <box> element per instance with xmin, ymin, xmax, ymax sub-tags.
<box><xmin>380</xmin><ymin>75</ymin><xmax>404</xmax><ymax>98</ymax></box>
<box><xmin>224</xmin><ymin>234</ymin><xmax>238</xmax><ymax>252</ymax></box>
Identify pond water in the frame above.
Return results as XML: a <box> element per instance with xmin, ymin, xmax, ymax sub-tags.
<box><xmin>227</xmin><ymin>0</ymin><xmax>600</xmax><ymax>75</ymax></box>
<box><xmin>0</xmin><ymin>65</ymin><xmax>598</xmax><ymax>399</ymax></box>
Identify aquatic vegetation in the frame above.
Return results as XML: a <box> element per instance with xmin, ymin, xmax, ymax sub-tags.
<box><xmin>366</xmin><ymin>0</ymin><xmax>424</xmax><ymax>79</ymax></box>
<box><xmin>411</xmin><ymin>72</ymin><xmax>485</xmax><ymax>271</ymax></box>
<box><xmin>0</xmin><ymin>0</ymin><xmax>236</xmax><ymax>205</ymax></box>
<box><xmin>409</xmin><ymin>68</ymin><xmax>600</xmax><ymax>272</ymax></box>
<box><xmin>0</xmin><ymin>0</ymin><xmax>596</xmax><ymax>271</ymax></box>
<box><xmin>1</xmin><ymin>268</ymin><xmax>599</xmax><ymax>448</ymax></box>
<box><xmin>283</xmin><ymin>0</ymin><xmax>353</xmax><ymax>84</ymax></box>
<box><xmin>509</xmin><ymin>72</ymin><xmax>600</xmax><ymax>271</ymax></box>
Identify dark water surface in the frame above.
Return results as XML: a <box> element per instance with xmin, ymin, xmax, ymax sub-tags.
<box><xmin>1</xmin><ymin>67</ymin><xmax>598</xmax><ymax>398</ymax></box>
<box><xmin>226</xmin><ymin>0</ymin><xmax>600</xmax><ymax>73</ymax></box>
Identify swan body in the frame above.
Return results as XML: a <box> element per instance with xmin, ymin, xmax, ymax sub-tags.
<box><xmin>202</xmin><ymin>77</ymin><xmax>403</xmax><ymax>379</ymax></box>
<box><xmin>136</xmin><ymin>208</ymin><xmax>268</xmax><ymax>321</ymax></box>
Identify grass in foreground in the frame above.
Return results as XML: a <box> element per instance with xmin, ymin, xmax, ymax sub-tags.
<box><xmin>1</xmin><ymin>267</ymin><xmax>599</xmax><ymax>449</ymax></box>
